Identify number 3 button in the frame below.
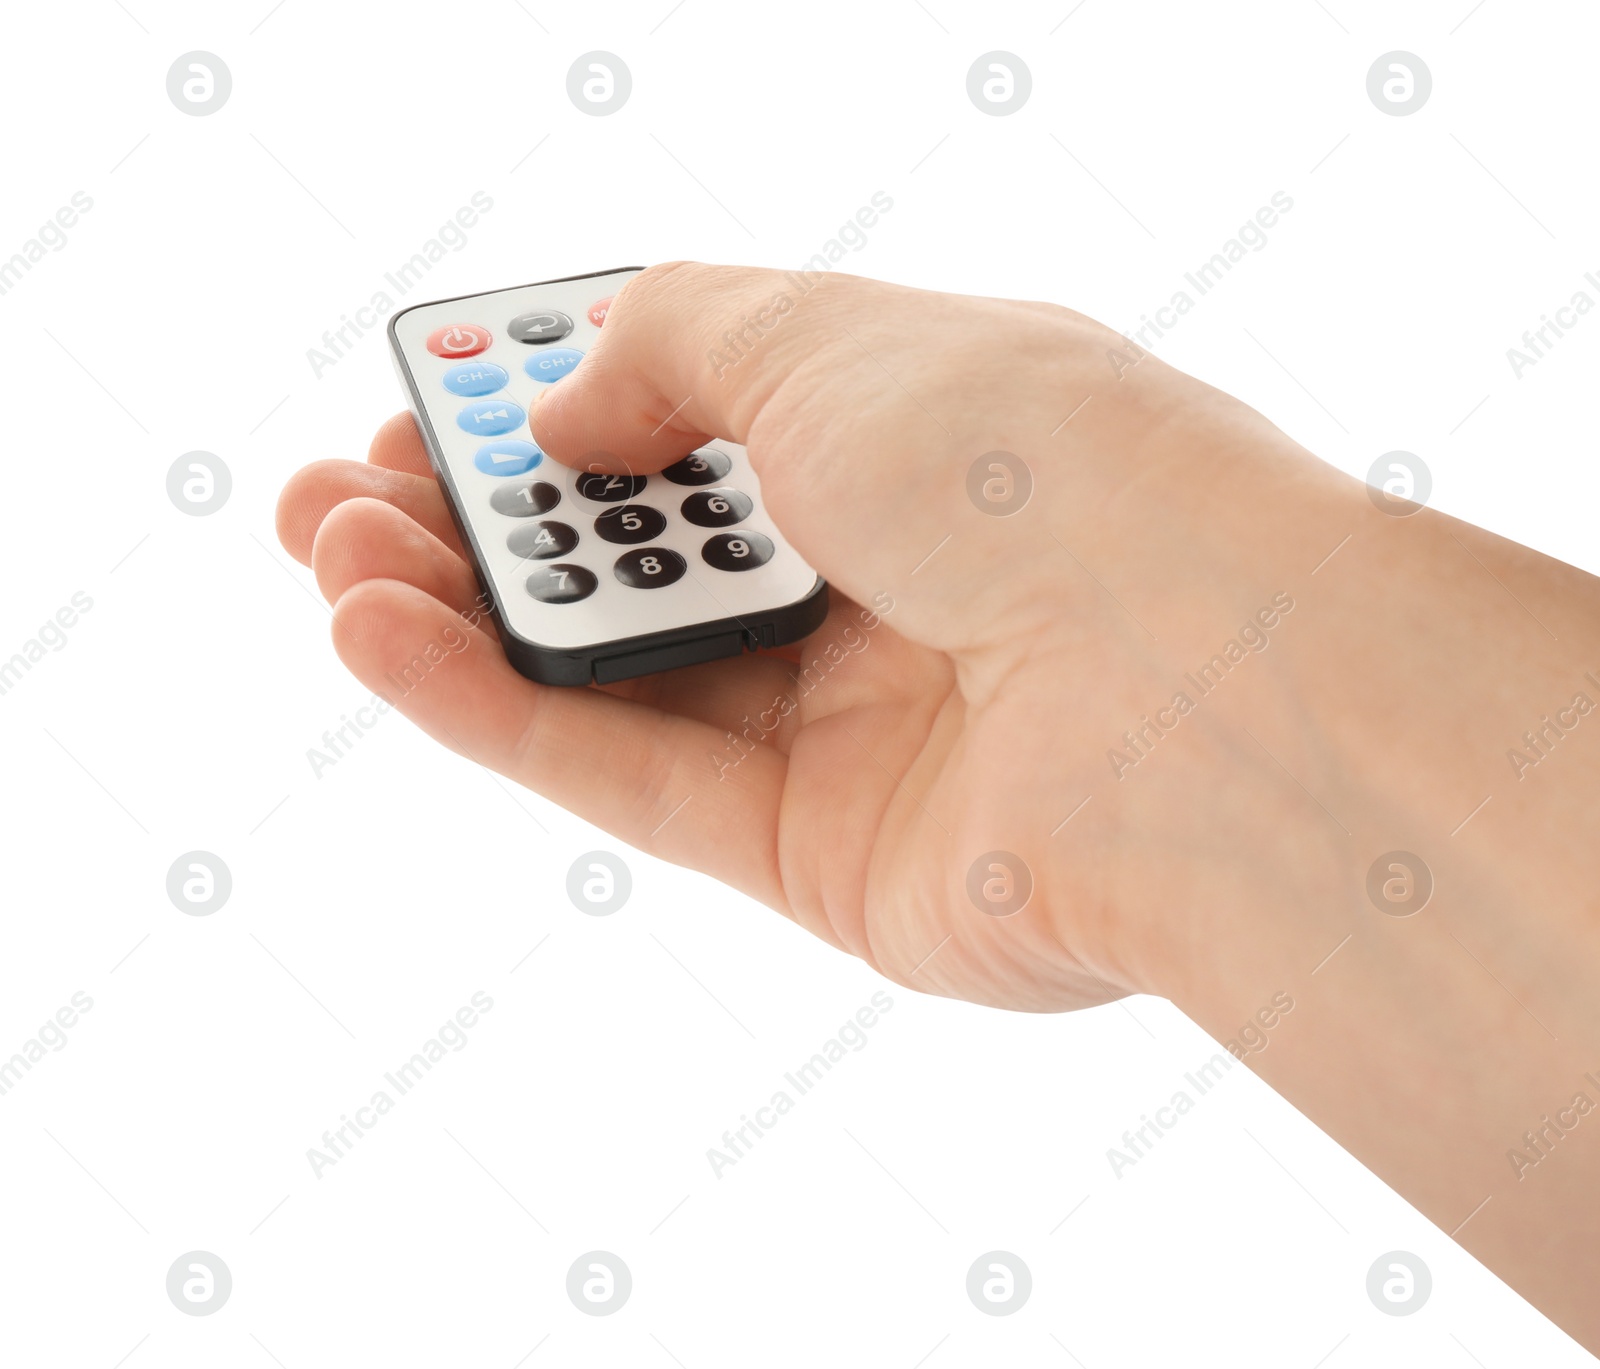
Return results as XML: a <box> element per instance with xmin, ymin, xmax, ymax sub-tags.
<box><xmin>614</xmin><ymin>548</ymin><xmax>686</xmax><ymax>588</ymax></box>
<box><xmin>702</xmin><ymin>532</ymin><xmax>773</xmax><ymax>571</ymax></box>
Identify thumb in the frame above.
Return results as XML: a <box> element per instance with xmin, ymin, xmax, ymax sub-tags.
<box><xmin>527</xmin><ymin>261</ymin><xmax>819</xmax><ymax>475</ymax></box>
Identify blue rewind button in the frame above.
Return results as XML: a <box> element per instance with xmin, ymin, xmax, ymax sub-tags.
<box><xmin>457</xmin><ymin>400</ymin><xmax>527</xmax><ymax>436</ymax></box>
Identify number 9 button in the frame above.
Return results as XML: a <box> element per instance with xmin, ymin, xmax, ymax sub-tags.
<box><xmin>702</xmin><ymin>532</ymin><xmax>773</xmax><ymax>571</ymax></box>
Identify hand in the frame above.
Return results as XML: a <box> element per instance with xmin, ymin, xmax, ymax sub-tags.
<box><xmin>280</xmin><ymin>263</ymin><xmax>1600</xmax><ymax>1348</ymax></box>
<box><xmin>276</xmin><ymin>262</ymin><xmax>1334</xmax><ymax>1012</ymax></box>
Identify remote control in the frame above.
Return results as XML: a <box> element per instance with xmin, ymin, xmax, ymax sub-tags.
<box><xmin>388</xmin><ymin>268</ymin><xmax>828</xmax><ymax>687</ymax></box>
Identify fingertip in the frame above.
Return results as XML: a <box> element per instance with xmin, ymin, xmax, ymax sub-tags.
<box><xmin>367</xmin><ymin>411</ymin><xmax>430</xmax><ymax>475</ymax></box>
<box><xmin>276</xmin><ymin>458</ymin><xmax>351</xmax><ymax>565</ymax></box>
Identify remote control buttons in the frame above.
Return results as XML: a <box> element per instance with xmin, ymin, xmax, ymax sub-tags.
<box><xmin>459</xmin><ymin>400</ymin><xmax>527</xmax><ymax>436</ymax></box>
<box><xmin>442</xmin><ymin>361</ymin><xmax>508</xmax><ymax>396</ymax></box>
<box><xmin>662</xmin><ymin>449</ymin><xmax>732</xmax><ymax>486</ymax></box>
<box><xmin>524</xmin><ymin>347</ymin><xmax>584</xmax><ymax>383</ymax></box>
<box><xmin>490</xmin><ymin>480</ymin><xmax>560</xmax><ymax>517</ymax></box>
<box><xmin>427</xmin><ymin>323</ymin><xmax>491</xmax><ymax>358</ymax></box>
<box><xmin>474</xmin><ymin>438</ymin><xmax>543</xmax><ymax>475</ymax></box>
<box><xmin>526</xmin><ymin>563</ymin><xmax>597</xmax><ymax>604</ymax></box>
<box><xmin>681</xmin><ymin>489</ymin><xmax>752</xmax><ymax>528</ymax></box>
<box><xmin>588</xmin><ymin>297</ymin><xmax>613</xmax><ymax>327</ymax></box>
<box><xmin>508</xmin><ymin>310</ymin><xmax>574</xmax><ymax>344</ymax></box>
<box><xmin>614</xmin><ymin>548</ymin><xmax>687</xmax><ymax>588</ymax></box>
<box><xmin>703</xmin><ymin>532</ymin><xmax>773</xmax><ymax>571</ymax></box>
<box><xmin>576</xmin><ymin>472</ymin><xmax>648</xmax><ymax>502</ymax></box>
<box><xmin>594</xmin><ymin>503</ymin><xmax>667</xmax><ymax>544</ymax></box>
<box><xmin>508</xmin><ymin>520</ymin><xmax>579</xmax><ymax>560</ymax></box>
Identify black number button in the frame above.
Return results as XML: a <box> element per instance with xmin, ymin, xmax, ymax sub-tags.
<box><xmin>614</xmin><ymin>548</ymin><xmax>687</xmax><ymax>589</ymax></box>
<box><xmin>576</xmin><ymin>472</ymin><xmax>648</xmax><ymax>503</ymax></box>
<box><xmin>594</xmin><ymin>503</ymin><xmax>667</xmax><ymax>545</ymax></box>
<box><xmin>702</xmin><ymin>532</ymin><xmax>773</xmax><ymax>571</ymax></box>
<box><xmin>507</xmin><ymin>520</ymin><xmax>578</xmax><ymax>560</ymax></box>
<box><xmin>526</xmin><ymin>563</ymin><xmax>597</xmax><ymax>604</ymax></box>
<box><xmin>681</xmin><ymin>488</ymin><xmax>752</xmax><ymax>528</ymax></box>
<box><xmin>490</xmin><ymin>480</ymin><xmax>560</xmax><ymax>518</ymax></box>
<box><xmin>662</xmin><ymin>448</ymin><xmax>732</xmax><ymax>486</ymax></box>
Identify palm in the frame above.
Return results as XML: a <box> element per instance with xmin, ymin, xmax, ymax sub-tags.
<box><xmin>279</xmin><ymin>413</ymin><xmax>1116</xmax><ymax>1013</ymax></box>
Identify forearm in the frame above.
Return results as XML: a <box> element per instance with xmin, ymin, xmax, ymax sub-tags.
<box><xmin>1151</xmin><ymin>462</ymin><xmax>1600</xmax><ymax>1347</ymax></box>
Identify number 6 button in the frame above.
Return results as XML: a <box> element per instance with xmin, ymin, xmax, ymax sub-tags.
<box><xmin>703</xmin><ymin>532</ymin><xmax>773</xmax><ymax>571</ymax></box>
<box><xmin>681</xmin><ymin>489</ymin><xmax>752</xmax><ymax>527</ymax></box>
<box><xmin>614</xmin><ymin>548</ymin><xmax>686</xmax><ymax>588</ymax></box>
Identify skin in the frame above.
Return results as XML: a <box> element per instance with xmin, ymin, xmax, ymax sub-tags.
<box><xmin>278</xmin><ymin>263</ymin><xmax>1600</xmax><ymax>1351</ymax></box>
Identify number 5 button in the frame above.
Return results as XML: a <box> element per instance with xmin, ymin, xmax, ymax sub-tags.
<box><xmin>594</xmin><ymin>504</ymin><xmax>666</xmax><ymax>544</ymax></box>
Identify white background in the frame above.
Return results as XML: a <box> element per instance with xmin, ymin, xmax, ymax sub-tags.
<box><xmin>1</xmin><ymin>0</ymin><xmax>1596</xmax><ymax>1364</ymax></box>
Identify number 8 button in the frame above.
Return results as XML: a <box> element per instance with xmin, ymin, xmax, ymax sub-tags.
<box><xmin>614</xmin><ymin>548</ymin><xmax>686</xmax><ymax>588</ymax></box>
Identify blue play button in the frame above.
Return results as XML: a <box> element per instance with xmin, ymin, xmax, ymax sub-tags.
<box><xmin>473</xmin><ymin>439</ymin><xmax>543</xmax><ymax>476</ymax></box>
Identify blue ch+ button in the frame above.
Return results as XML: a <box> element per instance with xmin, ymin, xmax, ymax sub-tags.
<box><xmin>474</xmin><ymin>439</ymin><xmax>543</xmax><ymax>476</ymax></box>
<box><xmin>442</xmin><ymin>361</ymin><xmax>508</xmax><ymax>397</ymax></box>
<box><xmin>457</xmin><ymin>400</ymin><xmax>527</xmax><ymax>436</ymax></box>
<box><xmin>524</xmin><ymin>347</ymin><xmax>584</xmax><ymax>383</ymax></box>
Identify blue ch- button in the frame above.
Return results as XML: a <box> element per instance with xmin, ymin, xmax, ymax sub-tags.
<box><xmin>442</xmin><ymin>361</ymin><xmax>508</xmax><ymax>397</ymax></box>
<box><xmin>474</xmin><ymin>439</ymin><xmax>543</xmax><ymax>476</ymax></box>
<box><xmin>457</xmin><ymin>400</ymin><xmax>526</xmax><ymax>436</ymax></box>
<box><xmin>523</xmin><ymin>347</ymin><xmax>584</xmax><ymax>383</ymax></box>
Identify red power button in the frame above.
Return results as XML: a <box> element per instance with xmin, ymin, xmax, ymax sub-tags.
<box><xmin>426</xmin><ymin>323</ymin><xmax>491</xmax><ymax>358</ymax></box>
